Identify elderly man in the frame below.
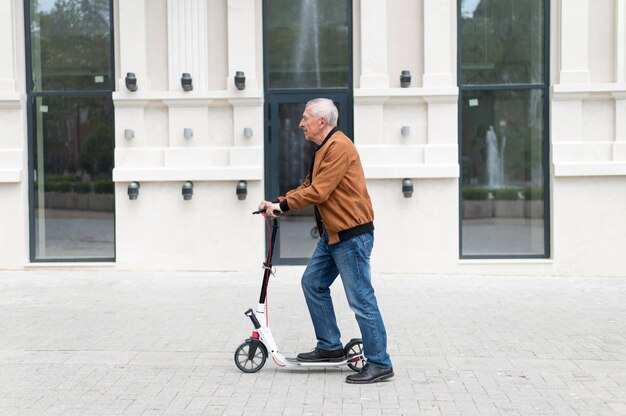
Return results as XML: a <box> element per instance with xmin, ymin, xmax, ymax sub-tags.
<box><xmin>258</xmin><ymin>98</ymin><xmax>393</xmax><ymax>384</ymax></box>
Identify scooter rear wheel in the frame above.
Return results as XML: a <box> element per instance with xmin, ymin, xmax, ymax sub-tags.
<box><xmin>234</xmin><ymin>340</ymin><xmax>267</xmax><ymax>373</ymax></box>
<box><xmin>344</xmin><ymin>338</ymin><xmax>365</xmax><ymax>372</ymax></box>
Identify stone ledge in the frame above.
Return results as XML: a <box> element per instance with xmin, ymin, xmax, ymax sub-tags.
<box><xmin>113</xmin><ymin>90</ymin><xmax>262</xmax><ymax>108</ymax></box>
<box><xmin>0</xmin><ymin>169</ymin><xmax>21</xmax><ymax>183</ymax></box>
<box><xmin>355</xmin><ymin>87</ymin><xmax>458</xmax><ymax>104</ymax></box>
<box><xmin>554</xmin><ymin>162</ymin><xmax>626</xmax><ymax>176</ymax></box>
<box><xmin>0</xmin><ymin>93</ymin><xmax>22</xmax><ymax>109</ymax></box>
<box><xmin>112</xmin><ymin>167</ymin><xmax>262</xmax><ymax>182</ymax></box>
<box><xmin>364</xmin><ymin>164</ymin><xmax>459</xmax><ymax>179</ymax></box>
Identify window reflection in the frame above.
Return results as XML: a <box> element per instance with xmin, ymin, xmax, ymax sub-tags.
<box><xmin>460</xmin><ymin>0</ymin><xmax>543</xmax><ymax>85</ymax></box>
<box><xmin>460</xmin><ymin>90</ymin><xmax>545</xmax><ymax>256</ymax></box>
<box><xmin>459</xmin><ymin>0</ymin><xmax>548</xmax><ymax>257</ymax></box>
<box><xmin>33</xmin><ymin>96</ymin><xmax>115</xmax><ymax>259</ymax></box>
<box><xmin>267</xmin><ymin>0</ymin><xmax>350</xmax><ymax>89</ymax></box>
<box><xmin>30</xmin><ymin>0</ymin><xmax>112</xmax><ymax>91</ymax></box>
<box><xmin>461</xmin><ymin>0</ymin><xmax>482</xmax><ymax>19</ymax></box>
<box><xmin>277</xmin><ymin>102</ymin><xmax>319</xmax><ymax>259</ymax></box>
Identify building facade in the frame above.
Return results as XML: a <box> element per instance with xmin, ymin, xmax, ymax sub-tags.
<box><xmin>1</xmin><ymin>0</ymin><xmax>625</xmax><ymax>276</ymax></box>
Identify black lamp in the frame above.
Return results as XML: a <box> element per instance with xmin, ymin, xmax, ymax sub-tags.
<box><xmin>234</xmin><ymin>71</ymin><xmax>246</xmax><ymax>90</ymax></box>
<box><xmin>236</xmin><ymin>180</ymin><xmax>247</xmax><ymax>200</ymax></box>
<box><xmin>400</xmin><ymin>70</ymin><xmax>411</xmax><ymax>88</ymax></box>
<box><xmin>125</xmin><ymin>72</ymin><xmax>137</xmax><ymax>92</ymax></box>
<box><xmin>182</xmin><ymin>181</ymin><xmax>193</xmax><ymax>200</ymax></box>
<box><xmin>128</xmin><ymin>182</ymin><xmax>140</xmax><ymax>200</ymax></box>
<box><xmin>402</xmin><ymin>178</ymin><xmax>413</xmax><ymax>198</ymax></box>
<box><xmin>181</xmin><ymin>73</ymin><xmax>193</xmax><ymax>91</ymax></box>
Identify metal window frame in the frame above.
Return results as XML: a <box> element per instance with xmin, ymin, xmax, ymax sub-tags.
<box><xmin>457</xmin><ymin>0</ymin><xmax>551</xmax><ymax>260</ymax></box>
<box><xmin>24</xmin><ymin>0</ymin><xmax>117</xmax><ymax>263</ymax></box>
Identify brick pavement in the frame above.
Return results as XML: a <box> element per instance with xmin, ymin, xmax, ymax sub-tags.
<box><xmin>0</xmin><ymin>269</ymin><xmax>625</xmax><ymax>416</ymax></box>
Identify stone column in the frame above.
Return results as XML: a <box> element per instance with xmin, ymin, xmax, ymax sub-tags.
<box><xmin>559</xmin><ymin>0</ymin><xmax>590</xmax><ymax>84</ymax></box>
<box><xmin>617</xmin><ymin>0</ymin><xmax>626</xmax><ymax>84</ymax></box>
<box><xmin>0</xmin><ymin>0</ymin><xmax>15</xmax><ymax>92</ymax></box>
<box><xmin>422</xmin><ymin>0</ymin><xmax>455</xmax><ymax>87</ymax></box>
<box><xmin>359</xmin><ymin>0</ymin><xmax>389</xmax><ymax>88</ymax></box>
<box><xmin>615</xmin><ymin>1</ymin><xmax>626</xmax><ymax>160</ymax></box>
<box><xmin>167</xmin><ymin>0</ymin><xmax>208</xmax><ymax>91</ymax></box>
<box><xmin>226</xmin><ymin>0</ymin><xmax>258</xmax><ymax>91</ymax></box>
<box><xmin>118</xmin><ymin>0</ymin><xmax>151</xmax><ymax>90</ymax></box>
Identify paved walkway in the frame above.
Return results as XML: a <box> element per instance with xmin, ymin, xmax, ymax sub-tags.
<box><xmin>0</xmin><ymin>269</ymin><xmax>625</xmax><ymax>416</ymax></box>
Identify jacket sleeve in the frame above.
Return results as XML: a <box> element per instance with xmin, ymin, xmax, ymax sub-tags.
<box><xmin>284</xmin><ymin>140</ymin><xmax>353</xmax><ymax>211</ymax></box>
<box><xmin>277</xmin><ymin>175</ymin><xmax>311</xmax><ymax>212</ymax></box>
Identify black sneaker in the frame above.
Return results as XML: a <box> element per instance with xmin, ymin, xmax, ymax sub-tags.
<box><xmin>297</xmin><ymin>348</ymin><xmax>346</xmax><ymax>362</ymax></box>
<box><xmin>345</xmin><ymin>364</ymin><xmax>394</xmax><ymax>384</ymax></box>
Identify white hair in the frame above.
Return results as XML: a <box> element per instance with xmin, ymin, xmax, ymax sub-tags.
<box><xmin>306</xmin><ymin>98</ymin><xmax>338</xmax><ymax>126</ymax></box>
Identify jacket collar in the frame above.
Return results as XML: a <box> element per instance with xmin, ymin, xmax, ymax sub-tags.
<box><xmin>316</xmin><ymin>127</ymin><xmax>338</xmax><ymax>150</ymax></box>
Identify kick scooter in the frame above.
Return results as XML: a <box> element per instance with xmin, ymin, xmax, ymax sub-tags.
<box><xmin>234</xmin><ymin>210</ymin><xmax>365</xmax><ymax>373</ymax></box>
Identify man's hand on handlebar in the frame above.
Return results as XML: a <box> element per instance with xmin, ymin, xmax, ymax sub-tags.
<box><xmin>256</xmin><ymin>200</ymin><xmax>282</xmax><ymax>218</ymax></box>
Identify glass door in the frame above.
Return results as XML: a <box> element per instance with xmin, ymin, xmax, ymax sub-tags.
<box><xmin>263</xmin><ymin>0</ymin><xmax>352</xmax><ymax>264</ymax></box>
<box><xmin>265</xmin><ymin>94</ymin><xmax>351</xmax><ymax>263</ymax></box>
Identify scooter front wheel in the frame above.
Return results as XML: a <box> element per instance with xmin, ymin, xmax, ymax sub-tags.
<box><xmin>344</xmin><ymin>338</ymin><xmax>365</xmax><ymax>372</ymax></box>
<box><xmin>234</xmin><ymin>339</ymin><xmax>267</xmax><ymax>373</ymax></box>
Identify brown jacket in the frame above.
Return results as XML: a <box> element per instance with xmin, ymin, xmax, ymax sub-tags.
<box><xmin>279</xmin><ymin>130</ymin><xmax>374</xmax><ymax>245</ymax></box>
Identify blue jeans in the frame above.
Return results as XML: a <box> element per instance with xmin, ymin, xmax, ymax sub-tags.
<box><xmin>301</xmin><ymin>230</ymin><xmax>392</xmax><ymax>368</ymax></box>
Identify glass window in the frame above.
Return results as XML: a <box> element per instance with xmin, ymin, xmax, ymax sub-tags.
<box><xmin>460</xmin><ymin>0</ymin><xmax>544</xmax><ymax>85</ymax></box>
<box><xmin>459</xmin><ymin>0</ymin><xmax>548</xmax><ymax>258</ymax></box>
<box><xmin>29</xmin><ymin>0</ymin><xmax>113</xmax><ymax>91</ymax></box>
<box><xmin>27</xmin><ymin>0</ymin><xmax>115</xmax><ymax>261</ymax></box>
<box><xmin>266</xmin><ymin>0</ymin><xmax>350</xmax><ymax>89</ymax></box>
<box><xmin>460</xmin><ymin>90</ymin><xmax>545</xmax><ymax>256</ymax></box>
<box><xmin>32</xmin><ymin>96</ymin><xmax>115</xmax><ymax>259</ymax></box>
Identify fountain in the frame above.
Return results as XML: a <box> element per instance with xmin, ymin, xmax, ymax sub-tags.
<box><xmin>486</xmin><ymin>125</ymin><xmax>505</xmax><ymax>188</ymax></box>
<box><xmin>294</xmin><ymin>0</ymin><xmax>321</xmax><ymax>87</ymax></box>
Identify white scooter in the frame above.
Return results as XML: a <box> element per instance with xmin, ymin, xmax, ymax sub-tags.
<box><xmin>234</xmin><ymin>211</ymin><xmax>365</xmax><ymax>373</ymax></box>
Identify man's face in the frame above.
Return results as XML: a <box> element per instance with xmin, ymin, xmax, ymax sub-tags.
<box><xmin>299</xmin><ymin>106</ymin><xmax>324</xmax><ymax>143</ymax></box>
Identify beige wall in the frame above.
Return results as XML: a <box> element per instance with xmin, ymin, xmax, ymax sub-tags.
<box><xmin>589</xmin><ymin>0</ymin><xmax>616</xmax><ymax>84</ymax></box>
<box><xmin>1</xmin><ymin>0</ymin><xmax>626</xmax><ymax>276</ymax></box>
<box><xmin>387</xmin><ymin>0</ymin><xmax>424</xmax><ymax>88</ymax></box>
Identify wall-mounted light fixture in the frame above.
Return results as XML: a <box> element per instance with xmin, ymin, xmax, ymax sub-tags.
<box><xmin>125</xmin><ymin>72</ymin><xmax>137</xmax><ymax>91</ymax></box>
<box><xmin>402</xmin><ymin>178</ymin><xmax>413</xmax><ymax>198</ymax></box>
<box><xmin>236</xmin><ymin>180</ymin><xmax>247</xmax><ymax>200</ymax></box>
<box><xmin>124</xmin><ymin>129</ymin><xmax>134</xmax><ymax>140</ymax></box>
<box><xmin>181</xmin><ymin>73</ymin><xmax>193</xmax><ymax>91</ymax></box>
<box><xmin>234</xmin><ymin>71</ymin><xmax>246</xmax><ymax>90</ymax></box>
<box><xmin>400</xmin><ymin>126</ymin><xmax>410</xmax><ymax>137</ymax></box>
<box><xmin>183</xmin><ymin>128</ymin><xmax>193</xmax><ymax>139</ymax></box>
<box><xmin>243</xmin><ymin>127</ymin><xmax>253</xmax><ymax>138</ymax></box>
<box><xmin>182</xmin><ymin>181</ymin><xmax>193</xmax><ymax>200</ymax></box>
<box><xmin>400</xmin><ymin>70</ymin><xmax>411</xmax><ymax>88</ymax></box>
<box><xmin>128</xmin><ymin>182</ymin><xmax>140</xmax><ymax>200</ymax></box>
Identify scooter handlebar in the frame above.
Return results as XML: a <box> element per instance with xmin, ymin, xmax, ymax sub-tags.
<box><xmin>253</xmin><ymin>208</ymin><xmax>281</xmax><ymax>216</ymax></box>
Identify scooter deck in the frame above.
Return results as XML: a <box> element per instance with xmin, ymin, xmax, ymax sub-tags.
<box><xmin>284</xmin><ymin>356</ymin><xmax>361</xmax><ymax>367</ymax></box>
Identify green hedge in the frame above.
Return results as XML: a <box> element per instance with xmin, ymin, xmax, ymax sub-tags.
<box><xmin>462</xmin><ymin>186</ymin><xmax>489</xmax><ymax>200</ymax></box>
<box><xmin>523</xmin><ymin>186</ymin><xmax>544</xmax><ymax>200</ymax></box>
<box><xmin>72</xmin><ymin>183</ymin><xmax>92</xmax><ymax>194</ymax></box>
<box><xmin>493</xmin><ymin>188</ymin><xmax>523</xmax><ymax>200</ymax></box>
<box><xmin>463</xmin><ymin>186</ymin><xmax>541</xmax><ymax>201</ymax></box>
<box><xmin>93</xmin><ymin>180</ymin><xmax>114</xmax><ymax>194</ymax></box>
<box><xmin>45</xmin><ymin>175</ymin><xmax>78</xmax><ymax>184</ymax></box>
<box><xmin>53</xmin><ymin>182</ymin><xmax>72</xmax><ymax>193</ymax></box>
